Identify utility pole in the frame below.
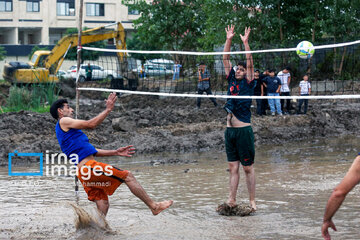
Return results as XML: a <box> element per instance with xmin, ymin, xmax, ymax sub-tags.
<box><xmin>75</xmin><ymin>0</ymin><xmax>84</xmax><ymax>198</ymax></box>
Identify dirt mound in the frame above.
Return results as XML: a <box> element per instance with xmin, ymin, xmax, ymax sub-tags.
<box><xmin>216</xmin><ymin>203</ymin><xmax>254</xmax><ymax>216</ymax></box>
<box><xmin>1</xmin><ymin>95</ymin><xmax>360</xmax><ymax>166</ymax></box>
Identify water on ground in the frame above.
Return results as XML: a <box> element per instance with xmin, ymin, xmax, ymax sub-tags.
<box><xmin>1</xmin><ymin>136</ymin><xmax>360</xmax><ymax>240</ymax></box>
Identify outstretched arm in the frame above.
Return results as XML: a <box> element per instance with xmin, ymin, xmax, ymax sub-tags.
<box><xmin>240</xmin><ymin>27</ymin><xmax>254</xmax><ymax>82</ymax></box>
<box><xmin>60</xmin><ymin>93</ymin><xmax>117</xmax><ymax>130</ymax></box>
<box><xmin>223</xmin><ymin>25</ymin><xmax>235</xmax><ymax>76</ymax></box>
<box><xmin>95</xmin><ymin>145</ymin><xmax>136</xmax><ymax>157</ymax></box>
<box><xmin>322</xmin><ymin>156</ymin><xmax>360</xmax><ymax>240</ymax></box>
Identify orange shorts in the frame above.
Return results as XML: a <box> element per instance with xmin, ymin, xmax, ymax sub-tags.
<box><xmin>77</xmin><ymin>160</ymin><xmax>129</xmax><ymax>201</ymax></box>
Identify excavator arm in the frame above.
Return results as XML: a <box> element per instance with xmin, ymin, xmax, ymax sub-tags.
<box><xmin>44</xmin><ymin>22</ymin><xmax>126</xmax><ymax>74</ymax></box>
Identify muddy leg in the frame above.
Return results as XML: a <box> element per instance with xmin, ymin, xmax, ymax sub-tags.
<box><xmin>95</xmin><ymin>199</ymin><xmax>109</xmax><ymax>216</ymax></box>
<box><xmin>243</xmin><ymin>164</ymin><xmax>256</xmax><ymax>211</ymax></box>
<box><xmin>125</xmin><ymin>171</ymin><xmax>173</xmax><ymax>215</ymax></box>
<box><xmin>227</xmin><ymin>161</ymin><xmax>240</xmax><ymax>206</ymax></box>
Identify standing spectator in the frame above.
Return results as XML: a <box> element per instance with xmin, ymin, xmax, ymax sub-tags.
<box><xmin>85</xmin><ymin>63</ymin><xmax>92</xmax><ymax>81</ymax></box>
<box><xmin>197</xmin><ymin>63</ymin><xmax>218</xmax><ymax>108</ymax></box>
<box><xmin>277</xmin><ymin>66</ymin><xmax>292</xmax><ymax>114</ymax></box>
<box><xmin>139</xmin><ymin>64</ymin><xmax>146</xmax><ymax>79</ymax></box>
<box><xmin>253</xmin><ymin>70</ymin><xmax>264</xmax><ymax>116</ymax></box>
<box><xmin>297</xmin><ymin>74</ymin><xmax>311</xmax><ymax>114</ymax></box>
<box><xmin>259</xmin><ymin>68</ymin><xmax>270</xmax><ymax>115</ymax></box>
<box><xmin>173</xmin><ymin>61</ymin><xmax>182</xmax><ymax>80</ymax></box>
<box><xmin>264</xmin><ymin>69</ymin><xmax>282</xmax><ymax>116</ymax></box>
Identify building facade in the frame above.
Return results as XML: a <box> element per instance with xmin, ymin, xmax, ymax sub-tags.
<box><xmin>0</xmin><ymin>0</ymin><xmax>140</xmax><ymax>45</ymax></box>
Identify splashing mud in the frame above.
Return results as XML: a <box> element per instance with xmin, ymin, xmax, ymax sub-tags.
<box><xmin>70</xmin><ymin>203</ymin><xmax>110</xmax><ymax>230</ymax></box>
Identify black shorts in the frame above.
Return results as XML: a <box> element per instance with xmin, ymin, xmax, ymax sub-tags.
<box><xmin>225</xmin><ymin>126</ymin><xmax>255</xmax><ymax>166</ymax></box>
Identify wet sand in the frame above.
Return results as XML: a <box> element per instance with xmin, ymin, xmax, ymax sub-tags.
<box><xmin>1</xmin><ymin>136</ymin><xmax>360</xmax><ymax>239</ymax></box>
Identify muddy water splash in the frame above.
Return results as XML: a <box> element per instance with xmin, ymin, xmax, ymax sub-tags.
<box><xmin>69</xmin><ymin>203</ymin><xmax>111</xmax><ymax>231</ymax></box>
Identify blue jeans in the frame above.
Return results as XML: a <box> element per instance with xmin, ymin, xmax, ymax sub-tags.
<box><xmin>298</xmin><ymin>94</ymin><xmax>309</xmax><ymax>114</ymax></box>
<box><xmin>268</xmin><ymin>93</ymin><xmax>282</xmax><ymax>114</ymax></box>
<box><xmin>173</xmin><ymin>72</ymin><xmax>180</xmax><ymax>80</ymax></box>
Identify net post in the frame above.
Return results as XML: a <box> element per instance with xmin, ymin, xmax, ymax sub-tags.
<box><xmin>75</xmin><ymin>0</ymin><xmax>84</xmax><ymax>200</ymax></box>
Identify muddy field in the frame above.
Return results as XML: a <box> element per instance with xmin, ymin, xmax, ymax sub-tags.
<box><xmin>1</xmin><ymin>94</ymin><xmax>360</xmax><ymax>166</ymax></box>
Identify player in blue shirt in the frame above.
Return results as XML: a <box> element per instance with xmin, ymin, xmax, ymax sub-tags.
<box><xmin>50</xmin><ymin>93</ymin><xmax>173</xmax><ymax>217</ymax></box>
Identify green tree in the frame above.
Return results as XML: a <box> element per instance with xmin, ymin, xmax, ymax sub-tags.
<box><xmin>123</xmin><ymin>0</ymin><xmax>359</xmax><ymax>79</ymax></box>
<box><xmin>64</xmin><ymin>28</ymin><xmax>106</xmax><ymax>63</ymax></box>
<box><xmin>0</xmin><ymin>46</ymin><xmax>6</xmax><ymax>61</ymax></box>
<box><xmin>122</xmin><ymin>0</ymin><xmax>206</xmax><ymax>66</ymax></box>
<box><xmin>123</xmin><ymin>0</ymin><xmax>204</xmax><ymax>51</ymax></box>
<box><xmin>322</xmin><ymin>0</ymin><xmax>360</xmax><ymax>76</ymax></box>
<box><xmin>127</xmin><ymin>32</ymin><xmax>161</xmax><ymax>63</ymax></box>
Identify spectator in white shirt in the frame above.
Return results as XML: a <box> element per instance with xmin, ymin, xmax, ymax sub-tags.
<box><xmin>297</xmin><ymin>74</ymin><xmax>311</xmax><ymax>114</ymax></box>
<box><xmin>277</xmin><ymin>67</ymin><xmax>292</xmax><ymax>114</ymax></box>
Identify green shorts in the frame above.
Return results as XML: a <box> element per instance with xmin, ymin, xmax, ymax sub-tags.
<box><xmin>225</xmin><ymin>126</ymin><xmax>255</xmax><ymax>166</ymax></box>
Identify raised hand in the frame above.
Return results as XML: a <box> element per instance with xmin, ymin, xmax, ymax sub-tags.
<box><xmin>105</xmin><ymin>92</ymin><xmax>117</xmax><ymax>111</ymax></box>
<box><xmin>240</xmin><ymin>26</ymin><xmax>251</xmax><ymax>43</ymax></box>
<box><xmin>116</xmin><ymin>145</ymin><xmax>136</xmax><ymax>157</ymax></box>
<box><xmin>225</xmin><ymin>25</ymin><xmax>236</xmax><ymax>40</ymax></box>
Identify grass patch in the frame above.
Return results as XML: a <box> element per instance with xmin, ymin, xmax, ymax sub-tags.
<box><xmin>0</xmin><ymin>105</ymin><xmax>50</xmax><ymax>114</ymax></box>
<box><xmin>0</xmin><ymin>79</ymin><xmax>11</xmax><ymax>86</ymax></box>
<box><xmin>1</xmin><ymin>83</ymin><xmax>59</xmax><ymax>114</ymax></box>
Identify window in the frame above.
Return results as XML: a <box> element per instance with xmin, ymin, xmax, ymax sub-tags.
<box><xmin>0</xmin><ymin>0</ymin><xmax>12</xmax><ymax>12</ymax></box>
<box><xmin>86</xmin><ymin>3</ymin><xmax>104</xmax><ymax>16</ymax></box>
<box><xmin>92</xmin><ymin>65</ymin><xmax>102</xmax><ymax>70</ymax></box>
<box><xmin>57</xmin><ymin>0</ymin><xmax>75</xmax><ymax>16</ymax></box>
<box><xmin>31</xmin><ymin>54</ymin><xmax>38</xmax><ymax>64</ymax></box>
<box><xmin>128</xmin><ymin>5</ymin><xmax>139</xmax><ymax>15</ymax></box>
<box><xmin>27</xmin><ymin>0</ymin><xmax>39</xmax><ymax>12</ymax></box>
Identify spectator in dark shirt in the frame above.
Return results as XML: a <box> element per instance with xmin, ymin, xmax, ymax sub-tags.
<box><xmin>264</xmin><ymin>69</ymin><xmax>282</xmax><ymax>116</ymax></box>
<box><xmin>259</xmin><ymin>69</ymin><xmax>270</xmax><ymax>115</ymax></box>
<box><xmin>85</xmin><ymin>63</ymin><xmax>92</xmax><ymax>81</ymax></box>
<box><xmin>253</xmin><ymin>70</ymin><xmax>264</xmax><ymax>116</ymax></box>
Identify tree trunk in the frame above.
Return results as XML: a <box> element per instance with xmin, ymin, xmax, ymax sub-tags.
<box><xmin>312</xmin><ymin>4</ymin><xmax>319</xmax><ymax>43</ymax></box>
<box><xmin>277</xmin><ymin>2</ymin><xmax>283</xmax><ymax>42</ymax></box>
<box><xmin>277</xmin><ymin>2</ymin><xmax>285</xmax><ymax>66</ymax></box>
<box><xmin>338</xmin><ymin>46</ymin><xmax>347</xmax><ymax>76</ymax></box>
<box><xmin>308</xmin><ymin>3</ymin><xmax>319</xmax><ymax>75</ymax></box>
<box><xmin>333</xmin><ymin>37</ymin><xmax>337</xmax><ymax>75</ymax></box>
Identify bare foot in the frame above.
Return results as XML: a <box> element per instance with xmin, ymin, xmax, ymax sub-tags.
<box><xmin>151</xmin><ymin>200</ymin><xmax>173</xmax><ymax>215</ymax></box>
<box><xmin>250</xmin><ymin>200</ymin><xmax>257</xmax><ymax>212</ymax></box>
<box><xmin>226</xmin><ymin>199</ymin><xmax>237</xmax><ymax>207</ymax></box>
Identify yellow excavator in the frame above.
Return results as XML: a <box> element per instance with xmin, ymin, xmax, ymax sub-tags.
<box><xmin>2</xmin><ymin>22</ymin><xmax>126</xmax><ymax>83</ymax></box>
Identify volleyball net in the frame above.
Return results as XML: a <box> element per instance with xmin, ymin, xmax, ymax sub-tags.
<box><xmin>75</xmin><ymin>40</ymin><xmax>360</xmax><ymax>100</ymax></box>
